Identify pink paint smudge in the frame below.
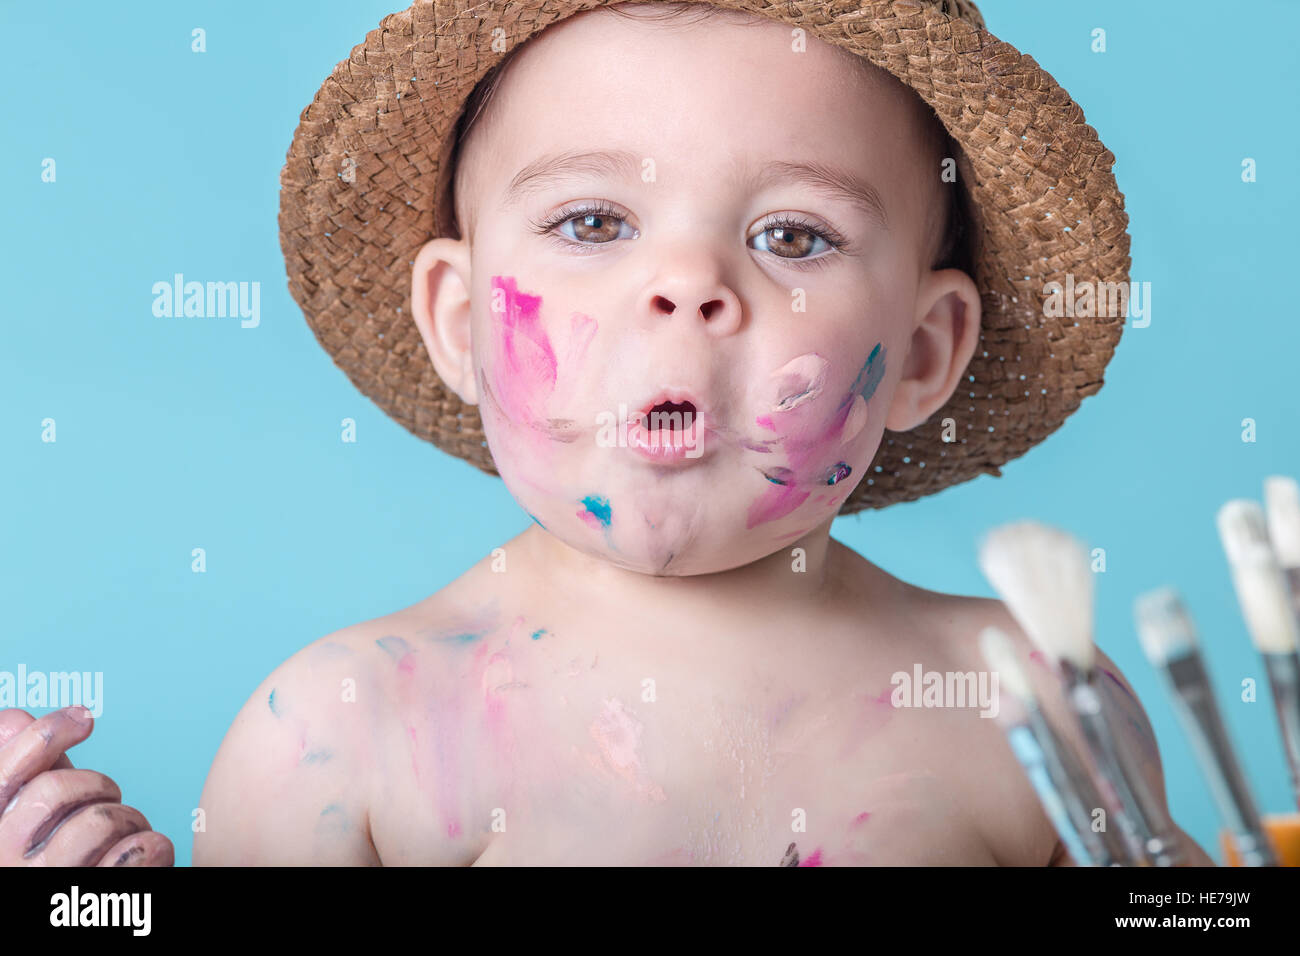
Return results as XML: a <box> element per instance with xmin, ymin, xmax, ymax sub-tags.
<box><xmin>489</xmin><ymin>275</ymin><xmax>557</xmax><ymax>423</ymax></box>
<box><xmin>566</xmin><ymin>312</ymin><xmax>598</xmax><ymax>366</ymax></box>
<box><xmin>756</xmin><ymin>414</ymin><xmax>776</xmax><ymax>431</ymax></box>
<box><xmin>587</xmin><ymin>698</ymin><xmax>667</xmax><ymax>802</ymax></box>
<box><xmin>798</xmin><ymin>847</ymin><xmax>824</xmax><ymax>867</ymax></box>
<box><xmin>852</xmin><ymin>811</ymin><xmax>872</xmax><ymax>827</ymax></box>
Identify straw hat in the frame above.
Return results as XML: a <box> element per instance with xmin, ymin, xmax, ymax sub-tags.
<box><xmin>278</xmin><ymin>0</ymin><xmax>1130</xmax><ymax>513</ymax></box>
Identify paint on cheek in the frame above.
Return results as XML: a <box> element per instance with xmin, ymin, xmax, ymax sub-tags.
<box><xmin>769</xmin><ymin>353</ymin><xmax>829</xmax><ymax>411</ymax></box>
<box><xmin>577</xmin><ymin>494</ymin><xmax>612</xmax><ymax>530</ymax></box>
<box><xmin>566</xmin><ymin>312</ymin><xmax>598</xmax><ymax>367</ymax></box>
<box><xmin>745</xmin><ymin>344</ymin><xmax>885</xmax><ymax>529</ymax></box>
<box><xmin>489</xmin><ymin>275</ymin><xmax>558</xmax><ymax>422</ymax></box>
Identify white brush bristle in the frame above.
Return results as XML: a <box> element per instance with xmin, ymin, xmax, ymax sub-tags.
<box><xmin>1231</xmin><ymin>541</ymin><xmax>1300</xmax><ymax>654</ymax></box>
<box><xmin>978</xmin><ymin>625</ymin><xmax>1036</xmax><ymax>703</ymax></box>
<box><xmin>1133</xmin><ymin>587</ymin><xmax>1199</xmax><ymax>665</ymax></box>
<box><xmin>1217</xmin><ymin>499</ymin><xmax>1269</xmax><ymax>566</ymax></box>
<box><xmin>1264</xmin><ymin>476</ymin><xmax>1300</xmax><ymax>568</ymax></box>
<box><xmin>977</xmin><ymin>520</ymin><xmax>1096</xmax><ymax>669</ymax></box>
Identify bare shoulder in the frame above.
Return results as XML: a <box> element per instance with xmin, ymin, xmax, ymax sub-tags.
<box><xmin>194</xmin><ymin>574</ymin><xmax>506</xmax><ymax>866</ymax></box>
<box><xmin>887</xmin><ymin>586</ymin><xmax>1075</xmax><ymax>865</ymax></box>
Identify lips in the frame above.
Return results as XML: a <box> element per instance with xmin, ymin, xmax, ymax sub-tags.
<box><xmin>631</xmin><ymin>388</ymin><xmax>707</xmax><ymax>432</ymax></box>
<box><xmin>625</xmin><ymin>388</ymin><xmax>711</xmax><ymax>464</ymax></box>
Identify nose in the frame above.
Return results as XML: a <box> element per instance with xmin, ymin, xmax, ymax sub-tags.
<box><xmin>641</xmin><ymin>260</ymin><xmax>744</xmax><ymax>337</ymax></box>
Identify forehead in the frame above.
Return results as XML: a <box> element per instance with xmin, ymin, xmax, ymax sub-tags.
<box><xmin>472</xmin><ymin>7</ymin><xmax>933</xmax><ymax>220</ymax></box>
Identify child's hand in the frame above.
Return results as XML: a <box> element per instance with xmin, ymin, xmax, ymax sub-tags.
<box><xmin>0</xmin><ymin>707</ymin><xmax>174</xmax><ymax>866</ymax></box>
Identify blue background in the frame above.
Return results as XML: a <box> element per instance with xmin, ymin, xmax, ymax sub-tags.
<box><xmin>2</xmin><ymin>0</ymin><xmax>1297</xmax><ymax>867</ymax></box>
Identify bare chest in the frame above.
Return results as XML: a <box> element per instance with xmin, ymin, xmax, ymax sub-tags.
<box><xmin>374</xmin><ymin>621</ymin><xmax>1019</xmax><ymax>865</ymax></box>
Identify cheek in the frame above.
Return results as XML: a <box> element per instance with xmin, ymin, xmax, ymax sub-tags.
<box><xmin>744</xmin><ymin>344</ymin><xmax>889</xmax><ymax>530</ymax></box>
<box><xmin>484</xmin><ymin>275</ymin><xmax>558</xmax><ymax>423</ymax></box>
<box><xmin>481</xmin><ymin>276</ymin><xmax>600</xmax><ymax>430</ymax></box>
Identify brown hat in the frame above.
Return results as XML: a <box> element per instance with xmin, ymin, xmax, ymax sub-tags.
<box><xmin>277</xmin><ymin>0</ymin><xmax>1130</xmax><ymax>513</ymax></box>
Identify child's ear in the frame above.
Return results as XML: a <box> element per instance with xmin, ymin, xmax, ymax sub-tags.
<box><xmin>410</xmin><ymin>237</ymin><xmax>477</xmax><ymax>405</ymax></box>
<box><xmin>884</xmin><ymin>268</ymin><xmax>982</xmax><ymax>432</ymax></box>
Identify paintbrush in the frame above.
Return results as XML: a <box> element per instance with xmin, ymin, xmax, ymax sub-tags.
<box><xmin>1134</xmin><ymin>587</ymin><xmax>1277</xmax><ymax>866</ymax></box>
<box><xmin>979</xmin><ymin>520</ymin><xmax>1185</xmax><ymax>866</ymax></box>
<box><xmin>1217</xmin><ymin>499</ymin><xmax>1300</xmax><ymax>808</ymax></box>
<box><xmin>979</xmin><ymin>624</ymin><xmax>1126</xmax><ymax>865</ymax></box>
<box><xmin>1265</xmin><ymin>476</ymin><xmax>1300</xmax><ymax>619</ymax></box>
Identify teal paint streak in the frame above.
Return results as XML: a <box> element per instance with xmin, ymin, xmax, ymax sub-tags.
<box><xmin>375</xmin><ymin>635</ymin><xmax>412</xmax><ymax>659</ymax></box>
<box><xmin>300</xmin><ymin>749</ymin><xmax>334</xmax><ymax>765</ymax></box>
<box><xmin>580</xmin><ymin>494</ymin><xmax>612</xmax><ymax>527</ymax></box>
<box><xmin>530</xmin><ymin>628</ymin><xmax>547</xmax><ymax>640</ymax></box>
<box><xmin>268</xmin><ymin>688</ymin><xmax>280</xmax><ymax>717</ymax></box>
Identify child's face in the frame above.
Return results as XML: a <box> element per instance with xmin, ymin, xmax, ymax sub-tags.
<box><xmin>427</xmin><ymin>7</ymin><xmax>968</xmax><ymax>576</ymax></box>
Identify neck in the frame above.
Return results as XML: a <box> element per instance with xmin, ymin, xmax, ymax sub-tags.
<box><xmin>520</xmin><ymin>517</ymin><xmax>844</xmax><ymax>618</ymax></box>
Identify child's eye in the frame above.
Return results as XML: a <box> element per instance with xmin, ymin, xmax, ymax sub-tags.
<box><xmin>750</xmin><ymin>218</ymin><xmax>841</xmax><ymax>260</ymax></box>
<box><xmin>532</xmin><ymin>202</ymin><xmax>639</xmax><ymax>246</ymax></box>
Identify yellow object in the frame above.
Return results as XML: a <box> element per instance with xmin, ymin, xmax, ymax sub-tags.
<box><xmin>1221</xmin><ymin>813</ymin><xmax>1300</xmax><ymax>866</ymax></box>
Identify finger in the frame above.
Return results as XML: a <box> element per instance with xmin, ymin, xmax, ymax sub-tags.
<box><xmin>0</xmin><ymin>710</ymin><xmax>74</xmax><ymax>770</ymax></box>
<box><xmin>0</xmin><ymin>707</ymin><xmax>92</xmax><ymax>808</ymax></box>
<box><xmin>25</xmin><ymin>802</ymin><xmax>150</xmax><ymax>867</ymax></box>
<box><xmin>97</xmin><ymin>830</ymin><xmax>174</xmax><ymax>867</ymax></box>
<box><xmin>0</xmin><ymin>768</ymin><xmax>121</xmax><ymax>862</ymax></box>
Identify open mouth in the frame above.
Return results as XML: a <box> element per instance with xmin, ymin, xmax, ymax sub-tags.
<box><xmin>640</xmin><ymin>398</ymin><xmax>697</xmax><ymax>431</ymax></box>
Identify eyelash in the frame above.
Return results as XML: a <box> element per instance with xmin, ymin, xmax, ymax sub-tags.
<box><xmin>527</xmin><ymin>201</ymin><xmax>853</xmax><ymax>267</ymax></box>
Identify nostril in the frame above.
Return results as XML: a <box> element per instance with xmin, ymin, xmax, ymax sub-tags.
<box><xmin>651</xmin><ymin>295</ymin><xmax>675</xmax><ymax>314</ymax></box>
<box><xmin>700</xmin><ymin>300</ymin><xmax>723</xmax><ymax>320</ymax></box>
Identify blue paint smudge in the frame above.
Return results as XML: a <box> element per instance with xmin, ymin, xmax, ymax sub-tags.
<box><xmin>375</xmin><ymin>635</ymin><xmax>412</xmax><ymax>659</ymax></box>
<box><xmin>300</xmin><ymin>749</ymin><xmax>334</xmax><ymax>765</ymax></box>
<box><xmin>316</xmin><ymin>803</ymin><xmax>351</xmax><ymax>834</ymax></box>
<box><xmin>526</xmin><ymin>511</ymin><xmax>547</xmax><ymax>530</ymax></box>
<box><xmin>579</xmin><ymin>494</ymin><xmax>612</xmax><ymax>528</ymax></box>
<box><xmin>846</xmin><ymin>343</ymin><xmax>887</xmax><ymax>407</ymax></box>
<box><xmin>268</xmin><ymin>688</ymin><xmax>280</xmax><ymax>717</ymax></box>
<box><xmin>824</xmin><ymin>462</ymin><xmax>852</xmax><ymax>485</ymax></box>
<box><xmin>428</xmin><ymin>630</ymin><xmax>485</xmax><ymax>645</ymax></box>
<box><xmin>531</xmin><ymin>628</ymin><xmax>547</xmax><ymax>640</ymax></box>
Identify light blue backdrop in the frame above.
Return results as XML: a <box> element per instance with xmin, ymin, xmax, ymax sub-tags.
<box><xmin>2</xmin><ymin>0</ymin><xmax>1297</xmax><ymax>867</ymax></box>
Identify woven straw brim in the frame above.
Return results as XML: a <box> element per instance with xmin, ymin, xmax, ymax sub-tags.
<box><xmin>278</xmin><ymin>0</ymin><xmax>1130</xmax><ymax>514</ymax></box>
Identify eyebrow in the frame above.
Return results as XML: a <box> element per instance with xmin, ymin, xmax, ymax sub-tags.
<box><xmin>501</xmin><ymin>148</ymin><xmax>889</xmax><ymax>229</ymax></box>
